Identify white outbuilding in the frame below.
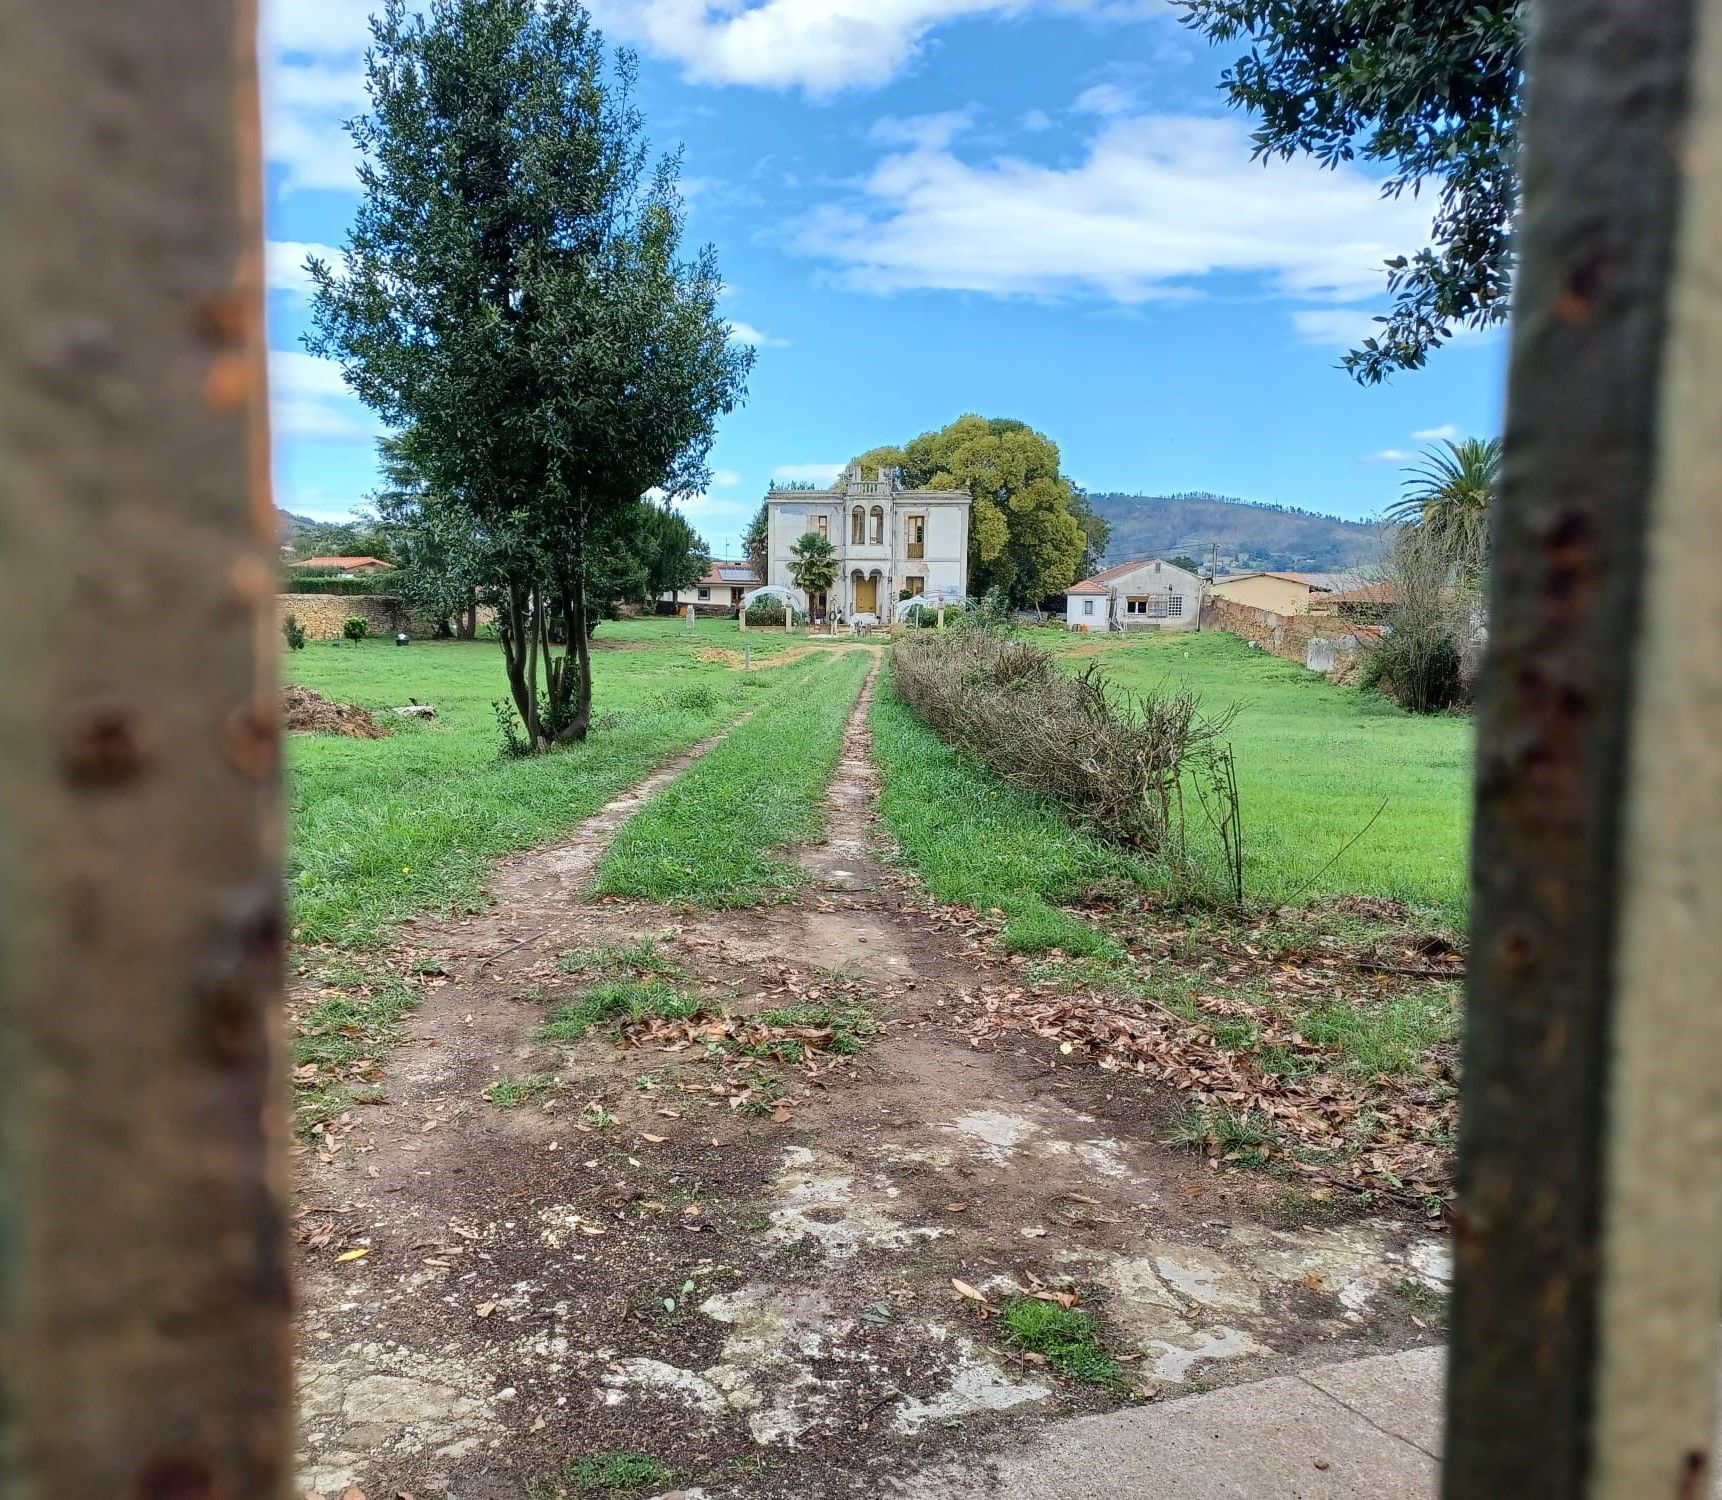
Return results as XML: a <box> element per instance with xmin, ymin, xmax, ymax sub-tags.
<box><xmin>1064</xmin><ymin>557</ymin><xmax>1203</xmax><ymax>632</ymax></box>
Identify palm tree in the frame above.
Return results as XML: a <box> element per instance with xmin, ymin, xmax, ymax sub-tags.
<box><xmin>1386</xmin><ymin>437</ymin><xmax>1501</xmax><ymax>563</ymax></box>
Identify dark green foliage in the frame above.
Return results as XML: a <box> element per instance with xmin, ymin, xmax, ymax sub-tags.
<box><xmin>283</xmin><ymin>574</ymin><xmax>400</xmax><ymax>597</ymax></box>
<box><xmin>1361</xmin><ymin>624</ymin><xmax>1464</xmax><ymax>715</ymax></box>
<box><xmin>1001</xmin><ymin>1299</ymin><xmax>1122</xmax><ymax>1388</ymax></box>
<box><xmin>787</xmin><ymin>530</ymin><xmax>838</xmax><ymax>597</ymax></box>
<box><xmin>743</xmin><ymin>597</ymin><xmax>785</xmax><ymax>626</ymax></box>
<box><xmin>1178</xmin><ymin>0</ymin><xmax>1523</xmax><ymax>381</ymax></box>
<box><xmin>283</xmin><ymin>614</ymin><xmax>307</xmax><ymax>651</ymax></box>
<box><xmin>342</xmin><ymin>616</ymin><xmax>369</xmax><ymax>642</ymax></box>
<box><xmin>305</xmin><ymin>0</ymin><xmax>750</xmax><ymax>752</ymax></box>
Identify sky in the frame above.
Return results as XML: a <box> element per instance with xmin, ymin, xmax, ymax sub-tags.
<box><xmin>262</xmin><ymin>0</ymin><xmax>1509</xmax><ymax>559</ymax></box>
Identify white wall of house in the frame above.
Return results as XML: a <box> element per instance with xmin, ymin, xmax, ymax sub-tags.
<box><xmin>1066</xmin><ymin>592</ymin><xmax>1106</xmax><ymax>630</ymax></box>
<box><xmin>765</xmin><ymin>465</ymin><xmax>970</xmax><ymax>617</ymax></box>
<box><xmin>1065</xmin><ymin>559</ymin><xmax>1203</xmax><ymax>632</ymax></box>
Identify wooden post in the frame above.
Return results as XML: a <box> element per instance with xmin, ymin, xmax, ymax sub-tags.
<box><xmin>0</xmin><ymin>2</ymin><xmax>292</xmax><ymax>1497</ymax></box>
<box><xmin>739</xmin><ymin>599</ymin><xmax>748</xmax><ymax>632</ymax></box>
<box><xmin>1445</xmin><ymin>0</ymin><xmax>1722</xmax><ymax>1494</ymax></box>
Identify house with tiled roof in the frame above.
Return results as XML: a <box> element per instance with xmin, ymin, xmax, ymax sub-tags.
<box><xmin>1208</xmin><ymin>570</ymin><xmax>1334</xmax><ymax>616</ymax></box>
<box><xmin>292</xmin><ymin>555</ymin><xmax>396</xmax><ymax>574</ymax></box>
<box><xmin>1064</xmin><ymin>556</ymin><xmax>1202</xmax><ymax>632</ymax></box>
<box><xmin>661</xmin><ymin>558</ymin><xmax>763</xmax><ymax>613</ymax></box>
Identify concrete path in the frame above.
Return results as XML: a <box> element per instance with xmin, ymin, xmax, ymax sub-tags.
<box><xmin>897</xmin><ymin>1347</ymin><xmax>1444</xmax><ymax>1499</ymax></box>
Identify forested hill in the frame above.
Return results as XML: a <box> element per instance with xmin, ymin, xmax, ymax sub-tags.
<box><xmin>1088</xmin><ymin>492</ymin><xmax>1391</xmax><ymax>573</ymax></box>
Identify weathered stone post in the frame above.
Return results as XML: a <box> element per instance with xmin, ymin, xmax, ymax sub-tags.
<box><xmin>1446</xmin><ymin>0</ymin><xmax>1722</xmax><ymax>1494</ymax></box>
<box><xmin>0</xmin><ymin>1</ymin><xmax>293</xmax><ymax>1495</ymax></box>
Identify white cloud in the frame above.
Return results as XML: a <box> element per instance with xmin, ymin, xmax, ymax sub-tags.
<box><xmin>1412</xmin><ymin>423</ymin><xmax>1463</xmax><ymax>442</ymax></box>
<box><xmin>771</xmin><ymin>462</ymin><xmax>845</xmax><ymax>485</ymax></box>
<box><xmin>1360</xmin><ymin>448</ymin><xmax>1414</xmax><ymax>465</ymax></box>
<box><xmin>267</xmin><ymin>239</ymin><xmax>341</xmax><ymax>297</ymax></box>
<box><xmin>1019</xmin><ymin>108</ymin><xmax>1054</xmax><ymax>132</ymax></box>
<box><xmin>727</xmin><ymin>320</ymin><xmax>790</xmax><ymax>348</ymax></box>
<box><xmin>260</xmin><ymin>1</ymin><xmax>387</xmax><ymax>193</ymax></box>
<box><xmin>586</xmin><ymin>0</ymin><xmax>1030</xmax><ymax>95</ymax></box>
<box><xmin>1074</xmin><ymin>82</ymin><xmax>1135</xmax><ymax>117</ymax></box>
<box><xmin>795</xmin><ymin>115</ymin><xmax>1429</xmax><ymax>316</ymax></box>
<box><xmin>870</xmin><ymin>110</ymin><xmax>974</xmax><ymax>149</ymax></box>
<box><xmin>711</xmin><ymin>468</ymin><xmax>745</xmax><ymax>488</ymax></box>
<box><xmin>269</xmin><ymin>349</ymin><xmax>379</xmax><ymax>443</ymax></box>
<box><xmin>1291</xmin><ymin>307</ymin><xmax>1388</xmax><ymax>350</ymax></box>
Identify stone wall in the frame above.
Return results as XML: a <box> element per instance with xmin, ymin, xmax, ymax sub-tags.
<box><xmin>277</xmin><ymin>593</ymin><xmax>410</xmax><ymax>641</ymax></box>
<box><xmin>1201</xmin><ymin>597</ymin><xmax>1368</xmax><ymax>681</ymax></box>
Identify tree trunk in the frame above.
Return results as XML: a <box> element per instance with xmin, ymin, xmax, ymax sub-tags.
<box><xmin>554</xmin><ymin>567</ymin><xmax>593</xmax><ymax>743</ymax></box>
<box><xmin>497</xmin><ymin>580</ymin><xmax>539</xmax><ymax>746</ymax></box>
<box><xmin>459</xmin><ymin>589</ymin><xmax>478</xmax><ymax>640</ymax></box>
<box><xmin>0</xmin><ymin>1</ymin><xmax>293</xmax><ymax>1494</ymax></box>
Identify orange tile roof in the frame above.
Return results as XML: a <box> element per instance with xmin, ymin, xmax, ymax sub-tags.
<box><xmin>295</xmin><ymin>555</ymin><xmax>395</xmax><ymax>570</ymax></box>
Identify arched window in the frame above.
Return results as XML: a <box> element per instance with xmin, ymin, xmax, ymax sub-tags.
<box><xmin>851</xmin><ymin>506</ymin><xmax>865</xmax><ymax>544</ymax></box>
<box><xmin>869</xmin><ymin>505</ymin><xmax>884</xmax><ymax>545</ymax></box>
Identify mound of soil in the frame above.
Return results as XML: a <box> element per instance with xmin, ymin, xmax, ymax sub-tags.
<box><xmin>283</xmin><ymin>684</ymin><xmax>389</xmax><ymax>739</ymax></box>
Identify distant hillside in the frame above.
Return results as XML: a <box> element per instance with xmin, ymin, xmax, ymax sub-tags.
<box><xmin>278</xmin><ymin>509</ymin><xmax>390</xmax><ymax>562</ymax></box>
<box><xmin>1089</xmin><ymin>492</ymin><xmax>1391</xmax><ymax>574</ymax></box>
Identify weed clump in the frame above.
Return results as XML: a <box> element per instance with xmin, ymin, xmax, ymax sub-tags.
<box><xmin>536</xmin><ymin>979</ymin><xmax>701</xmax><ymax>1041</ymax></box>
<box><xmin>1001</xmin><ymin>1298</ymin><xmax>1122</xmax><ymax>1388</ymax></box>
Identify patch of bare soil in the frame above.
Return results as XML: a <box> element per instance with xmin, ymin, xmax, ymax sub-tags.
<box><xmin>293</xmin><ymin>676</ymin><xmax>1448</xmax><ymax>1500</ymax></box>
<box><xmin>285</xmin><ymin>683</ymin><xmax>390</xmax><ymax>739</ymax></box>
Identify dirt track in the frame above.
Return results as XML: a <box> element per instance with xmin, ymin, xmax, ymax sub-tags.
<box><xmin>294</xmin><ymin>672</ymin><xmax>1447</xmax><ymax>1499</ymax></box>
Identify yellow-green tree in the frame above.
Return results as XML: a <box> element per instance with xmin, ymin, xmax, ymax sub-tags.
<box><xmin>855</xmin><ymin>415</ymin><xmax>1092</xmax><ymax>605</ymax></box>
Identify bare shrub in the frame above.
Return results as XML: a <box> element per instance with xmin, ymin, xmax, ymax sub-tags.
<box><xmin>889</xmin><ymin>631</ymin><xmax>1242</xmax><ymax>899</ymax></box>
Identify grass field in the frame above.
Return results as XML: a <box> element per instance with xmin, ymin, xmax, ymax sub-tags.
<box><xmin>1042</xmin><ymin>630</ymin><xmax>1472</xmax><ymax>918</ymax></box>
<box><xmin>870</xmin><ymin>678</ymin><xmax>1142</xmax><ymax>955</ymax></box>
<box><xmin>595</xmin><ymin>648</ymin><xmax>873</xmax><ymax>905</ymax></box>
<box><xmin>285</xmin><ymin>622</ymin><xmax>809</xmax><ymax>947</ymax></box>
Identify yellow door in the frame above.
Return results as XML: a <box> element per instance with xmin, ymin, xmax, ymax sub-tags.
<box><xmin>855</xmin><ymin>575</ymin><xmax>878</xmax><ymax>614</ymax></box>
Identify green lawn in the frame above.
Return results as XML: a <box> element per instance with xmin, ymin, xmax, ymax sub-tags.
<box><xmin>1040</xmin><ymin>629</ymin><xmax>1472</xmax><ymax>918</ymax></box>
<box><xmin>285</xmin><ymin>622</ymin><xmax>800</xmax><ymax>946</ymax></box>
<box><xmin>869</xmin><ymin>677</ymin><xmax>1142</xmax><ymax>955</ymax></box>
<box><xmin>594</xmin><ymin>648</ymin><xmax>873</xmax><ymax>905</ymax></box>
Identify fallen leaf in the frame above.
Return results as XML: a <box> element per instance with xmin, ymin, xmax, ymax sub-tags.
<box><xmin>1303</xmin><ymin>1270</ymin><xmax>1327</xmax><ymax>1292</ymax></box>
<box><xmin>1020</xmin><ymin>1351</ymin><xmax>1048</xmax><ymax>1366</ymax></box>
<box><xmin>335</xmin><ymin>1247</ymin><xmax>371</xmax><ymax>1263</ymax></box>
<box><xmin>1067</xmin><ymin>1192</ymin><xmax>1100</xmax><ymax>1205</ymax></box>
<box><xmin>340</xmin><ymin>1487</ymin><xmax>368</xmax><ymax>1500</ymax></box>
<box><xmin>951</xmin><ymin>1278</ymin><xmax>987</xmax><ymax>1303</ymax></box>
<box><xmin>476</xmin><ymin>1302</ymin><xmax>496</xmax><ymax>1319</ymax></box>
<box><xmin>943</xmin><ymin>1202</ymin><xmax>968</xmax><ymax>1213</ymax></box>
<box><xmin>770</xmin><ymin>1106</ymin><xmax>792</xmax><ymax>1124</ymax></box>
<box><xmin>640</xmin><ymin>1132</ymin><xmax>668</xmax><ymax>1144</ymax></box>
<box><xmin>1021</xmin><ymin>1226</ymin><xmax>1049</xmax><ymax>1239</ymax></box>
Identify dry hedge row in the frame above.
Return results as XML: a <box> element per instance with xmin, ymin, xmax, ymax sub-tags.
<box><xmin>889</xmin><ymin>630</ymin><xmax>1242</xmax><ymax>895</ymax></box>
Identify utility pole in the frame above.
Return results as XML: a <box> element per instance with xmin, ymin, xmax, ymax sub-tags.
<box><xmin>0</xmin><ymin>2</ymin><xmax>292</xmax><ymax>1496</ymax></box>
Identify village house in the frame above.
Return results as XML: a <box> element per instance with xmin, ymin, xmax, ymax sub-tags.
<box><xmin>1207</xmin><ymin>570</ymin><xmax>1335</xmax><ymax>615</ymax></box>
<box><xmin>764</xmin><ymin>464</ymin><xmax>970</xmax><ymax>620</ymax></box>
<box><xmin>661</xmin><ymin>558</ymin><xmax>762</xmax><ymax>614</ymax></box>
<box><xmin>1065</xmin><ymin>557</ymin><xmax>1203</xmax><ymax>632</ymax></box>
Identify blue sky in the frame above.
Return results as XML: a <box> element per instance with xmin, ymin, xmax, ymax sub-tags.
<box><xmin>262</xmin><ymin>0</ymin><xmax>1508</xmax><ymax>558</ymax></box>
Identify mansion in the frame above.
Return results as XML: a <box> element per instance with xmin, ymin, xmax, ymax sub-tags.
<box><xmin>764</xmin><ymin>464</ymin><xmax>971</xmax><ymax>620</ymax></box>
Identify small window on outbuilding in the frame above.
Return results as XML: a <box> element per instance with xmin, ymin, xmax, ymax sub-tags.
<box><xmin>1082</xmin><ymin>598</ymin><xmax>1095</xmax><ymax>616</ymax></box>
<box><xmin>697</xmin><ymin>587</ymin><xmax>710</xmax><ymax>601</ymax></box>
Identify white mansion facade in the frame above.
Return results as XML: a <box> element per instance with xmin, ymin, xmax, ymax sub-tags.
<box><xmin>765</xmin><ymin>464</ymin><xmax>971</xmax><ymax>620</ymax></box>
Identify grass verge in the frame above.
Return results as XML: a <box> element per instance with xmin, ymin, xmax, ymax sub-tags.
<box><xmin>287</xmin><ymin>631</ymin><xmax>800</xmax><ymax>947</ymax></box>
<box><xmin>1040</xmin><ymin>629</ymin><xmax>1472</xmax><ymax>919</ymax></box>
<box><xmin>869</xmin><ymin>675</ymin><xmax>1144</xmax><ymax>955</ymax></box>
<box><xmin>291</xmin><ymin>963</ymin><xmax>421</xmax><ymax>1135</ymax></box>
<box><xmin>594</xmin><ymin>650</ymin><xmax>873</xmax><ymax>905</ymax></box>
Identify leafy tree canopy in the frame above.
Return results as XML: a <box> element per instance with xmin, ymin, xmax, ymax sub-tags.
<box><xmin>306</xmin><ymin>0</ymin><xmax>749</xmax><ymax>747</ymax></box>
<box><xmin>855</xmin><ymin>415</ymin><xmax>1094</xmax><ymax>605</ymax></box>
<box><xmin>1177</xmin><ymin>0</ymin><xmax>1523</xmax><ymax>382</ymax></box>
<box><xmin>1386</xmin><ymin>436</ymin><xmax>1500</xmax><ymax>574</ymax></box>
